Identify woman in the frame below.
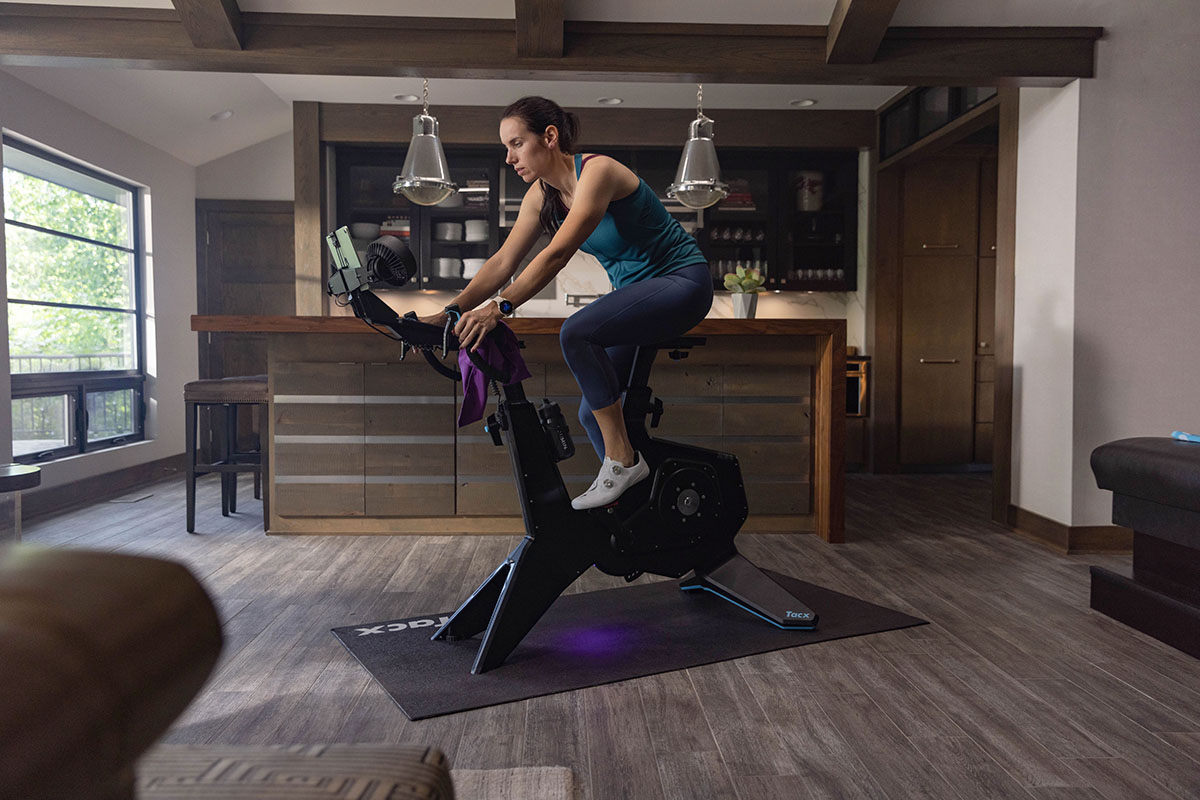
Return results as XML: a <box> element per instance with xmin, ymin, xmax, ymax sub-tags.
<box><xmin>423</xmin><ymin>96</ymin><xmax>712</xmax><ymax>510</ymax></box>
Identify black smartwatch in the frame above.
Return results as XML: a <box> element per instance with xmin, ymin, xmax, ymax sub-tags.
<box><xmin>495</xmin><ymin>296</ymin><xmax>515</xmax><ymax>316</ymax></box>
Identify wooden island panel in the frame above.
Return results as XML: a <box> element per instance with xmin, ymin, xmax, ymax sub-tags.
<box><xmin>272</xmin><ymin>361</ymin><xmax>364</xmax><ymax>517</ymax></box>
<box><xmin>198</xmin><ymin>316</ymin><xmax>845</xmax><ymax>541</ymax></box>
<box><xmin>364</xmin><ymin>363</ymin><xmax>456</xmax><ymax>517</ymax></box>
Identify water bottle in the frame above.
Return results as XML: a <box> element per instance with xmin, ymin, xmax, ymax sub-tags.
<box><xmin>538</xmin><ymin>399</ymin><xmax>575</xmax><ymax>462</ymax></box>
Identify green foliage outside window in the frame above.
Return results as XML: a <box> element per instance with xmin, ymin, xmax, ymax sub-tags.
<box><xmin>4</xmin><ymin>167</ymin><xmax>135</xmax><ymax>373</ymax></box>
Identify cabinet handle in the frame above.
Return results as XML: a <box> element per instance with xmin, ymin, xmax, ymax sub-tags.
<box><xmin>978</xmin><ymin>341</ymin><xmax>989</xmax><ymax>349</ymax></box>
<box><xmin>922</xmin><ymin>243</ymin><xmax>960</xmax><ymax>249</ymax></box>
<box><xmin>990</xmin><ymin>245</ymin><xmax>997</xmax><ymax>251</ymax></box>
<box><xmin>919</xmin><ymin>358</ymin><xmax>960</xmax><ymax>364</ymax></box>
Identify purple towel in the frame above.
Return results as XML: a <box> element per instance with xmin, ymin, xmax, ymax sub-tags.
<box><xmin>457</xmin><ymin>322</ymin><xmax>532</xmax><ymax>427</ymax></box>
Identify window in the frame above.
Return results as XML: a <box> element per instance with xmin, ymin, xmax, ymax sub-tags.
<box><xmin>3</xmin><ymin>137</ymin><xmax>144</xmax><ymax>462</ymax></box>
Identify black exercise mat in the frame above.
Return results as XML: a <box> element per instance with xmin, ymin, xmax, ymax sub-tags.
<box><xmin>332</xmin><ymin>570</ymin><xmax>926</xmax><ymax>720</ymax></box>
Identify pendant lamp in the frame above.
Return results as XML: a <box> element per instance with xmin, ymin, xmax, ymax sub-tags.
<box><xmin>393</xmin><ymin>79</ymin><xmax>457</xmax><ymax>206</ymax></box>
<box><xmin>666</xmin><ymin>84</ymin><xmax>729</xmax><ymax>210</ymax></box>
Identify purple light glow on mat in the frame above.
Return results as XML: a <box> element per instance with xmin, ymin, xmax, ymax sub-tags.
<box><xmin>554</xmin><ymin>624</ymin><xmax>638</xmax><ymax>658</ymax></box>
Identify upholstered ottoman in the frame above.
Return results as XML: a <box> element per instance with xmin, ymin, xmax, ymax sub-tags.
<box><xmin>138</xmin><ymin>744</ymin><xmax>454</xmax><ymax>799</ymax></box>
<box><xmin>1090</xmin><ymin>437</ymin><xmax>1200</xmax><ymax>658</ymax></box>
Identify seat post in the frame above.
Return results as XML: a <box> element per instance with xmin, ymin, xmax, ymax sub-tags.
<box><xmin>625</xmin><ymin>345</ymin><xmax>659</xmax><ymax>393</ymax></box>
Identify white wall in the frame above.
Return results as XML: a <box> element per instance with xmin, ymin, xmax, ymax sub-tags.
<box><xmin>1008</xmin><ymin>3</ymin><xmax>1200</xmax><ymax>526</ymax></box>
<box><xmin>1067</xmin><ymin>3</ymin><xmax>1200</xmax><ymax>524</ymax></box>
<box><xmin>196</xmin><ymin>131</ymin><xmax>294</xmax><ymax>200</ymax></box>
<box><xmin>1011</xmin><ymin>83</ymin><xmax>1080</xmax><ymax>525</ymax></box>
<box><xmin>0</xmin><ymin>71</ymin><xmax>197</xmax><ymax>493</ymax></box>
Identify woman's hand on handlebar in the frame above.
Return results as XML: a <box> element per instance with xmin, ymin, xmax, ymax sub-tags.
<box><xmin>455</xmin><ymin>302</ymin><xmax>503</xmax><ymax>352</ymax></box>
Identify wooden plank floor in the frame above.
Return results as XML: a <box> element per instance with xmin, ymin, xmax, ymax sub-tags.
<box><xmin>23</xmin><ymin>473</ymin><xmax>1200</xmax><ymax>800</ymax></box>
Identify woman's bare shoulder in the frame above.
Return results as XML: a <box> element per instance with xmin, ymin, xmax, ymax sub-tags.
<box><xmin>579</xmin><ymin>153</ymin><xmax>639</xmax><ymax>193</ymax></box>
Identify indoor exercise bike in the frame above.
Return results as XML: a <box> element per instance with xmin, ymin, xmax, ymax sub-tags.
<box><xmin>326</xmin><ymin>228</ymin><xmax>818</xmax><ymax>674</ymax></box>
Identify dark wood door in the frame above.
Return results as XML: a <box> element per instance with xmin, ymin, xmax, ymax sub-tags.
<box><xmin>900</xmin><ymin>255</ymin><xmax>977</xmax><ymax>464</ymax></box>
<box><xmin>902</xmin><ymin>157</ymin><xmax>980</xmax><ymax>256</ymax></box>
<box><xmin>196</xmin><ymin>200</ymin><xmax>294</xmax><ymax>455</ymax></box>
<box><xmin>196</xmin><ymin>200</ymin><xmax>295</xmax><ymax>380</ymax></box>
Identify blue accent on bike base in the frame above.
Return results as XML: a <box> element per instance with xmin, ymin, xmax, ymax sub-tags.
<box><xmin>679</xmin><ymin>584</ymin><xmax>817</xmax><ymax>630</ymax></box>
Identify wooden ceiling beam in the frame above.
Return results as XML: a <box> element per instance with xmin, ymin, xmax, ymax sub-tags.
<box><xmin>171</xmin><ymin>0</ymin><xmax>243</xmax><ymax>50</ymax></box>
<box><xmin>515</xmin><ymin>0</ymin><xmax>563</xmax><ymax>58</ymax></box>
<box><xmin>0</xmin><ymin>6</ymin><xmax>1101</xmax><ymax>86</ymax></box>
<box><xmin>826</xmin><ymin>0</ymin><xmax>901</xmax><ymax>64</ymax></box>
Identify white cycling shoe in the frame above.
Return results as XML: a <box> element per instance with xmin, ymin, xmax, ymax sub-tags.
<box><xmin>571</xmin><ymin>452</ymin><xmax>650</xmax><ymax>510</ymax></box>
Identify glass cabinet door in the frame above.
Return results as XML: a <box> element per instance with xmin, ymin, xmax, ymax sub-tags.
<box><xmin>781</xmin><ymin>153</ymin><xmax>858</xmax><ymax>291</ymax></box>
<box><xmin>699</xmin><ymin>159</ymin><xmax>774</xmax><ymax>289</ymax></box>
<box><xmin>422</xmin><ymin>157</ymin><xmax>498</xmax><ymax>291</ymax></box>
<box><xmin>336</xmin><ymin>148</ymin><xmax>499</xmax><ymax>292</ymax></box>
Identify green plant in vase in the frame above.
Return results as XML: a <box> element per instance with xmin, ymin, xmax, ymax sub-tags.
<box><xmin>723</xmin><ymin>265</ymin><xmax>765</xmax><ymax>319</ymax></box>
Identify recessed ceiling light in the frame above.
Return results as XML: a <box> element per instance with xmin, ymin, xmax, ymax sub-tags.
<box><xmin>394</xmin><ymin>94</ymin><xmax>420</xmax><ymax>102</ymax></box>
<box><xmin>790</xmin><ymin>99</ymin><xmax>818</xmax><ymax>108</ymax></box>
<box><xmin>597</xmin><ymin>97</ymin><xmax>624</xmax><ymax>105</ymax></box>
<box><xmin>208</xmin><ymin>109</ymin><xmax>234</xmax><ymax>122</ymax></box>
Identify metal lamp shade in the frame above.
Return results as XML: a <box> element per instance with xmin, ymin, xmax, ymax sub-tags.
<box><xmin>666</xmin><ymin>117</ymin><xmax>729</xmax><ymax>210</ymax></box>
<box><xmin>393</xmin><ymin>113</ymin><xmax>458</xmax><ymax>206</ymax></box>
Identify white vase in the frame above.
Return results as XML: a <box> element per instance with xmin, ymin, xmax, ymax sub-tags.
<box><xmin>731</xmin><ymin>292</ymin><xmax>758</xmax><ymax>319</ymax></box>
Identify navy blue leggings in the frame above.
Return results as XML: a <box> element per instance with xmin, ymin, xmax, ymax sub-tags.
<box><xmin>559</xmin><ymin>263</ymin><xmax>713</xmax><ymax>460</ymax></box>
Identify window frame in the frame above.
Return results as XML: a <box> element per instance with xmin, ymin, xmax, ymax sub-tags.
<box><xmin>3</xmin><ymin>135</ymin><xmax>146</xmax><ymax>463</ymax></box>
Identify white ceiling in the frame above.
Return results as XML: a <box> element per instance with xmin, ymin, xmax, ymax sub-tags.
<box><xmin>0</xmin><ymin>0</ymin><xmax>1104</xmax><ymax>166</ymax></box>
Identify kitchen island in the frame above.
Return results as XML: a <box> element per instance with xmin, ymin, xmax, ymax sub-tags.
<box><xmin>191</xmin><ymin>316</ymin><xmax>846</xmax><ymax>542</ymax></box>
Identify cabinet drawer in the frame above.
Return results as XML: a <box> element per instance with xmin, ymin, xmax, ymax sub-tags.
<box><xmin>274</xmin><ymin>361</ymin><xmax>363</xmax><ymax>396</ymax></box>
<box><xmin>275</xmin><ymin>482</ymin><xmax>364</xmax><ymax>517</ymax></box>
<box><xmin>746</xmin><ymin>481</ymin><xmax>810</xmax><ymax>514</ymax></box>
<box><xmin>456</xmin><ymin>480</ymin><xmax>521</xmax><ymax>516</ymax></box>
<box><xmin>366</xmin><ymin>481</ymin><xmax>454</xmax><ymax>516</ymax></box>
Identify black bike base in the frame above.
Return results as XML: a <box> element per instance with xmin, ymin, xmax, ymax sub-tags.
<box><xmin>679</xmin><ymin>552</ymin><xmax>818</xmax><ymax>629</ymax></box>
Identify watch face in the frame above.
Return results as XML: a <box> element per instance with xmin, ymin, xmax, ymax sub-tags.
<box><xmin>499</xmin><ymin>299</ymin><xmax>514</xmax><ymax>315</ymax></box>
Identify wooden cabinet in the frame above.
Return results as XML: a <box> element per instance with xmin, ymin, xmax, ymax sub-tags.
<box><xmin>894</xmin><ymin>147</ymin><xmax>996</xmax><ymax>467</ymax></box>
<box><xmin>273</xmin><ymin>361</ymin><xmax>365</xmax><ymax>517</ymax></box>
<box><xmin>335</xmin><ymin>147</ymin><xmax>500</xmax><ymax>292</ymax></box>
<box><xmin>364</xmin><ymin>363</ymin><xmax>456</xmax><ymax>516</ymax></box>
<box><xmin>900</xmin><ymin>256</ymin><xmax>977</xmax><ymax>464</ymax></box>
<box><xmin>902</xmin><ymin>157</ymin><xmax>979</xmax><ymax>256</ymax></box>
<box><xmin>694</xmin><ymin>149</ymin><xmax>859</xmax><ymax>292</ymax></box>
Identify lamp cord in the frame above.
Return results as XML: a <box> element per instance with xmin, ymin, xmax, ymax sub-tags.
<box><xmin>696</xmin><ymin>83</ymin><xmax>711</xmax><ymax>124</ymax></box>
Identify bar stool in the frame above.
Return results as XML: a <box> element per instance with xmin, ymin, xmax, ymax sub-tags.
<box><xmin>184</xmin><ymin>375</ymin><xmax>268</xmax><ymax>533</ymax></box>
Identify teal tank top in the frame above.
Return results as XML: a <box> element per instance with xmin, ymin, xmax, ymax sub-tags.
<box><xmin>564</xmin><ymin>154</ymin><xmax>707</xmax><ymax>289</ymax></box>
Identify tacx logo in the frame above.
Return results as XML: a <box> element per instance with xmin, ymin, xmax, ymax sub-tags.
<box><xmin>355</xmin><ymin>616</ymin><xmax>451</xmax><ymax>636</ymax></box>
<box><xmin>785</xmin><ymin>610</ymin><xmax>813</xmax><ymax>619</ymax></box>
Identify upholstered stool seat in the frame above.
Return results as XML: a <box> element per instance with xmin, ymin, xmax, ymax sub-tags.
<box><xmin>185</xmin><ymin>375</ymin><xmax>269</xmax><ymax>533</ymax></box>
<box><xmin>184</xmin><ymin>376</ymin><xmax>269</xmax><ymax>405</ymax></box>
<box><xmin>138</xmin><ymin>744</ymin><xmax>454</xmax><ymax>799</ymax></box>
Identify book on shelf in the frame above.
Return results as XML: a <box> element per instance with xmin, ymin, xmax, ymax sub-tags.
<box><xmin>719</xmin><ymin>178</ymin><xmax>757</xmax><ymax>210</ymax></box>
<box><xmin>463</xmin><ymin>178</ymin><xmax>490</xmax><ymax>207</ymax></box>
